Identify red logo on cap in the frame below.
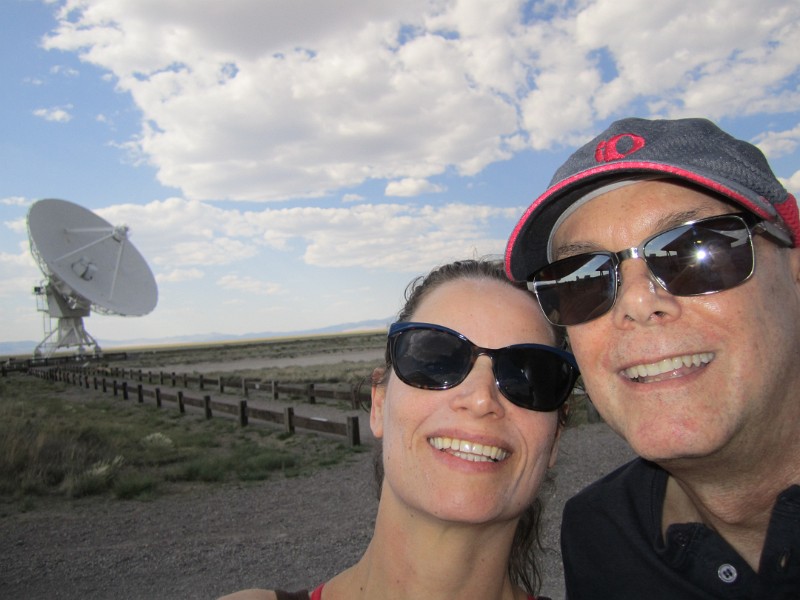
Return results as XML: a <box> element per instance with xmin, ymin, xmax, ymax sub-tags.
<box><xmin>595</xmin><ymin>133</ymin><xmax>645</xmax><ymax>162</ymax></box>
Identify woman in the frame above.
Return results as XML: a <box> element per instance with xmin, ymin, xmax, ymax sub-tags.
<box><xmin>219</xmin><ymin>259</ymin><xmax>578</xmax><ymax>600</ymax></box>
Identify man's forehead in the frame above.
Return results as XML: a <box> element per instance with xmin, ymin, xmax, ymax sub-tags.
<box><xmin>550</xmin><ymin>181</ymin><xmax>730</xmax><ymax>254</ymax></box>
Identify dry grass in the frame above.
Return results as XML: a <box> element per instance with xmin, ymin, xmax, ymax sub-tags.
<box><xmin>0</xmin><ymin>374</ymin><xmax>362</xmax><ymax>510</ymax></box>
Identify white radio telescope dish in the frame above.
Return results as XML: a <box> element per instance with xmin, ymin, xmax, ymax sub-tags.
<box><xmin>27</xmin><ymin>198</ymin><xmax>158</xmax><ymax>357</ymax></box>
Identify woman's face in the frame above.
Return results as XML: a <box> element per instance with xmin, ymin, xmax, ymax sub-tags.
<box><xmin>371</xmin><ymin>277</ymin><xmax>562</xmax><ymax>525</ymax></box>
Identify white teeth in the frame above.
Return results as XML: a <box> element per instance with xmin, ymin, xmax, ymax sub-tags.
<box><xmin>428</xmin><ymin>437</ymin><xmax>509</xmax><ymax>462</ymax></box>
<box><xmin>623</xmin><ymin>352</ymin><xmax>714</xmax><ymax>381</ymax></box>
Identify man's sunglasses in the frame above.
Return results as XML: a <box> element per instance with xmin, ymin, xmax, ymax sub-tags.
<box><xmin>529</xmin><ymin>212</ymin><xmax>793</xmax><ymax>327</ymax></box>
<box><xmin>387</xmin><ymin>322</ymin><xmax>579</xmax><ymax>412</ymax></box>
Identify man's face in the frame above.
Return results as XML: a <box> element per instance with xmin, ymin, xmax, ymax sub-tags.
<box><xmin>551</xmin><ymin>180</ymin><xmax>800</xmax><ymax>464</ymax></box>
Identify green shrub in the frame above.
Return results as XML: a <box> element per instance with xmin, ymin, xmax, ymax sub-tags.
<box><xmin>113</xmin><ymin>472</ymin><xmax>159</xmax><ymax>499</ymax></box>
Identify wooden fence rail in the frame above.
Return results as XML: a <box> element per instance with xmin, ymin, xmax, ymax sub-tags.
<box><xmin>39</xmin><ymin>364</ymin><xmax>372</xmax><ymax>408</ymax></box>
<box><xmin>26</xmin><ymin>366</ymin><xmax>361</xmax><ymax>446</ymax></box>
<box><xmin>1</xmin><ymin>352</ymin><xmax>128</xmax><ymax>376</ymax></box>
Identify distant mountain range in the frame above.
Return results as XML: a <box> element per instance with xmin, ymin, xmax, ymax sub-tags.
<box><xmin>0</xmin><ymin>317</ymin><xmax>393</xmax><ymax>358</ymax></box>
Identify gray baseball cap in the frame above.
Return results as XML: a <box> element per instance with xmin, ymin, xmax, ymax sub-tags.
<box><xmin>505</xmin><ymin>117</ymin><xmax>800</xmax><ymax>281</ymax></box>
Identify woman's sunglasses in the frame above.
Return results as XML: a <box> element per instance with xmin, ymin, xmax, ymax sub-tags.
<box><xmin>387</xmin><ymin>322</ymin><xmax>579</xmax><ymax>412</ymax></box>
<box><xmin>529</xmin><ymin>212</ymin><xmax>793</xmax><ymax>327</ymax></box>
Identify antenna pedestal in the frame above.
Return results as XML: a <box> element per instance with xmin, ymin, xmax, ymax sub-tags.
<box><xmin>33</xmin><ymin>284</ymin><xmax>101</xmax><ymax>357</ymax></box>
<box><xmin>34</xmin><ymin>317</ymin><xmax>101</xmax><ymax>358</ymax></box>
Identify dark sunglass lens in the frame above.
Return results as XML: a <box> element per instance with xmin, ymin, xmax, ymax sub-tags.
<box><xmin>534</xmin><ymin>253</ymin><xmax>617</xmax><ymax>325</ymax></box>
<box><xmin>644</xmin><ymin>217</ymin><xmax>754</xmax><ymax>296</ymax></box>
<box><xmin>392</xmin><ymin>328</ymin><xmax>472</xmax><ymax>389</ymax></box>
<box><xmin>494</xmin><ymin>347</ymin><xmax>575</xmax><ymax>411</ymax></box>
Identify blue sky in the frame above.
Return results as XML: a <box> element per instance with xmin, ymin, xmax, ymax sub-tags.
<box><xmin>2</xmin><ymin>0</ymin><xmax>799</xmax><ymax>349</ymax></box>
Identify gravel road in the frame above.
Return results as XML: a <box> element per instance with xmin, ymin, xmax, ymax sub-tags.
<box><xmin>0</xmin><ymin>410</ymin><xmax>634</xmax><ymax>600</ymax></box>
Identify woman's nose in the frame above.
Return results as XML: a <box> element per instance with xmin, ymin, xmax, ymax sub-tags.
<box><xmin>448</xmin><ymin>355</ymin><xmax>506</xmax><ymax>417</ymax></box>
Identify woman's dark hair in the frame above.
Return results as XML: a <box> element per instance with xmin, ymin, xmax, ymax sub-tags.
<box><xmin>369</xmin><ymin>257</ymin><xmax>568</xmax><ymax>595</ymax></box>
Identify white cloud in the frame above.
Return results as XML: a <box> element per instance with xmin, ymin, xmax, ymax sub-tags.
<box><xmin>753</xmin><ymin>124</ymin><xmax>800</xmax><ymax>159</ymax></box>
<box><xmin>784</xmin><ymin>170</ymin><xmax>800</xmax><ymax>198</ymax></box>
<box><xmin>39</xmin><ymin>0</ymin><xmax>800</xmax><ymax>201</ymax></box>
<box><xmin>50</xmin><ymin>65</ymin><xmax>79</xmax><ymax>77</ymax></box>
<box><xmin>217</xmin><ymin>274</ymin><xmax>284</xmax><ymax>296</ymax></box>
<box><xmin>156</xmin><ymin>268</ymin><xmax>204</xmax><ymax>283</ymax></box>
<box><xmin>385</xmin><ymin>178</ymin><xmax>446</xmax><ymax>197</ymax></box>
<box><xmin>33</xmin><ymin>106</ymin><xmax>73</xmax><ymax>123</ymax></box>
<box><xmin>292</xmin><ymin>202</ymin><xmax>511</xmax><ymax>272</ymax></box>
<box><xmin>342</xmin><ymin>193</ymin><xmax>365</xmax><ymax>203</ymax></box>
<box><xmin>88</xmin><ymin>196</ymin><xmax>513</xmax><ymax>277</ymax></box>
<box><xmin>0</xmin><ymin>250</ymin><xmax>40</xmax><ymax>297</ymax></box>
<box><xmin>1</xmin><ymin>197</ymin><xmax>30</xmax><ymax>207</ymax></box>
<box><xmin>4</xmin><ymin>216</ymin><xmax>28</xmax><ymax>235</ymax></box>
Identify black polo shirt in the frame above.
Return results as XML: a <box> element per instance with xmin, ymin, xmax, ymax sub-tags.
<box><xmin>561</xmin><ymin>458</ymin><xmax>800</xmax><ymax>599</ymax></box>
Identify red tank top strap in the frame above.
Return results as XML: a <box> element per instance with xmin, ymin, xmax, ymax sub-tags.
<box><xmin>309</xmin><ymin>583</ymin><xmax>324</xmax><ymax>600</ymax></box>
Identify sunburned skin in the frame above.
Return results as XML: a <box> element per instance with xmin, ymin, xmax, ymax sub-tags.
<box><xmin>428</xmin><ymin>436</ymin><xmax>510</xmax><ymax>463</ymax></box>
<box><xmin>622</xmin><ymin>352</ymin><xmax>714</xmax><ymax>383</ymax></box>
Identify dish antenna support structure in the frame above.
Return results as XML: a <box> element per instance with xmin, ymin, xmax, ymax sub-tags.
<box><xmin>27</xmin><ymin>199</ymin><xmax>158</xmax><ymax>357</ymax></box>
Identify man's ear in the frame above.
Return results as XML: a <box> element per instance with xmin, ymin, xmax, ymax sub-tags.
<box><xmin>370</xmin><ymin>368</ymin><xmax>386</xmax><ymax>439</ymax></box>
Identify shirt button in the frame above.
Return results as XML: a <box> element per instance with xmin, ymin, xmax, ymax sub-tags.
<box><xmin>718</xmin><ymin>563</ymin><xmax>738</xmax><ymax>583</ymax></box>
<box><xmin>778</xmin><ymin>550</ymin><xmax>790</xmax><ymax>572</ymax></box>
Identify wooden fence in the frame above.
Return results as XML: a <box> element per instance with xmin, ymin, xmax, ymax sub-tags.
<box><xmin>58</xmin><ymin>365</ymin><xmax>371</xmax><ymax>408</ymax></box>
<box><xmin>1</xmin><ymin>352</ymin><xmax>127</xmax><ymax>375</ymax></box>
<box><xmin>26</xmin><ymin>366</ymin><xmax>362</xmax><ymax>446</ymax></box>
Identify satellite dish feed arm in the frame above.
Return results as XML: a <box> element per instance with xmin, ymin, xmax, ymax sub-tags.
<box><xmin>108</xmin><ymin>235</ymin><xmax>127</xmax><ymax>302</ymax></box>
<box><xmin>54</xmin><ymin>230</ymin><xmax>116</xmax><ymax>263</ymax></box>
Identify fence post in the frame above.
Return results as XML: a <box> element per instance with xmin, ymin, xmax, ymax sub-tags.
<box><xmin>307</xmin><ymin>383</ymin><xmax>316</xmax><ymax>404</ymax></box>
<box><xmin>137</xmin><ymin>384</ymin><xmax>144</xmax><ymax>403</ymax></box>
<box><xmin>204</xmin><ymin>395</ymin><xmax>212</xmax><ymax>419</ymax></box>
<box><xmin>156</xmin><ymin>387</ymin><xmax>162</xmax><ymax>408</ymax></box>
<box><xmin>346</xmin><ymin>416</ymin><xmax>360</xmax><ymax>447</ymax></box>
<box><xmin>241</xmin><ymin>377</ymin><xmax>248</xmax><ymax>397</ymax></box>
<box><xmin>239</xmin><ymin>400</ymin><xmax>248</xmax><ymax>427</ymax></box>
<box><xmin>177</xmin><ymin>390</ymin><xmax>184</xmax><ymax>413</ymax></box>
<box><xmin>283</xmin><ymin>406</ymin><xmax>294</xmax><ymax>434</ymax></box>
<box><xmin>102</xmin><ymin>378</ymin><xmax>107</xmax><ymax>393</ymax></box>
<box><xmin>171</xmin><ymin>372</ymin><xmax>176</xmax><ymax>387</ymax></box>
<box><xmin>272</xmin><ymin>380</ymin><xmax>278</xmax><ymax>400</ymax></box>
<box><xmin>199</xmin><ymin>374</ymin><xmax>204</xmax><ymax>391</ymax></box>
<box><xmin>159</xmin><ymin>371</ymin><xmax>164</xmax><ymax>385</ymax></box>
<box><xmin>122</xmin><ymin>381</ymin><xmax>129</xmax><ymax>400</ymax></box>
<box><xmin>113</xmin><ymin>380</ymin><xmax>118</xmax><ymax>397</ymax></box>
<box><xmin>183</xmin><ymin>373</ymin><xmax>188</xmax><ymax>388</ymax></box>
<box><xmin>218</xmin><ymin>378</ymin><xmax>224</xmax><ymax>394</ymax></box>
<box><xmin>148</xmin><ymin>371</ymin><xmax>153</xmax><ymax>384</ymax></box>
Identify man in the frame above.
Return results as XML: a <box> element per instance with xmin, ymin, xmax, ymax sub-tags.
<box><xmin>505</xmin><ymin>117</ymin><xmax>800</xmax><ymax>599</ymax></box>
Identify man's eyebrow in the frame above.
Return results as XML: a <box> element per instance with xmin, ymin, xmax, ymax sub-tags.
<box><xmin>653</xmin><ymin>209</ymin><xmax>711</xmax><ymax>232</ymax></box>
<box><xmin>551</xmin><ymin>208</ymin><xmax>716</xmax><ymax>260</ymax></box>
<box><xmin>552</xmin><ymin>242</ymin><xmax>600</xmax><ymax>260</ymax></box>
